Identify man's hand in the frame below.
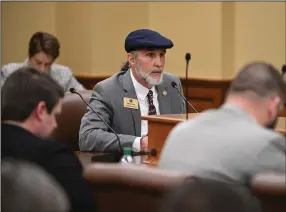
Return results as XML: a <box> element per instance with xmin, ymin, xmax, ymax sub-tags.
<box><xmin>140</xmin><ymin>136</ymin><xmax>148</xmax><ymax>151</ymax></box>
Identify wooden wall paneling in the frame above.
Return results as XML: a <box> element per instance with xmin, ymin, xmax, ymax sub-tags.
<box><xmin>76</xmin><ymin>75</ymin><xmax>107</xmax><ymax>90</ymax></box>
<box><xmin>180</xmin><ymin>78</ymin><xmax>231</xmax><ymax>112</ymax></box>
<box><xmin>75</xmin><ymin>75</ymin><xmax>285</xmax><ymax>117</ymax></box>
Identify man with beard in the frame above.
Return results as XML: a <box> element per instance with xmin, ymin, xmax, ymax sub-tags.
<box><xmin>79</xmin><ymin>29</ymin><xmax>186</xmax><ymax>153</ymax></box>
<box><xmin>159</xmin><ymin>61</ymin><xmax>286</xmax><ymax>185</ymax></box>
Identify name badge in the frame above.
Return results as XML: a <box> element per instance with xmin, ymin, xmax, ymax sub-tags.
<box><xmin>123</xmin><ymin>97</ymin><xmax>139</xmax><ymax>109</ymax></box>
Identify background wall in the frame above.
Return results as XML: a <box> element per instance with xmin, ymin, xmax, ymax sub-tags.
<box><xmin>2</xmin><ymin>2</ymin><xmax>285</xmax><ymax>79</ymax></box>
<box><xmin>234</xmin><ymin>2</ymin><xmax>285</xmax><ymax>74</ymax></box>
<box><xmin>2</xmin><ymin>2</ymin><xmax>56</xmax><ymax>65</ymax></box>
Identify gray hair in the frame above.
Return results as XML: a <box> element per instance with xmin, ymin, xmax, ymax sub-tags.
<box><xmin>1</xmin><ymin>159</ymin><xmax>70</xmax><ymax>212</ymax></box>
<box><xmin>120</xmin><ymin>51</ymin><xmax>138</xmax><ymax>72</ymax></box>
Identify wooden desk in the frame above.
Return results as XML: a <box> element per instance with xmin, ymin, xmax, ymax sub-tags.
<box><xmin>75</xmin><ymin>151</ymin><xmax>151</xmax><ymax>167</ymax></box>
<box><xmin>142</xmin><ymin>113</ymin><xmax>285</xmax><ymax>166</ymax></box>
<box><xmin>74</xmin><ymin>152</ymin><xmax>99</xmax><ymax>167</ymax></box>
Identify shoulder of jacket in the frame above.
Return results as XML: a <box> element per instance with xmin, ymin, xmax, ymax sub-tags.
<box><xmin>2</xmin><ymin>63</ymin><xmax>25</xmax><ymax>72</ymax></box>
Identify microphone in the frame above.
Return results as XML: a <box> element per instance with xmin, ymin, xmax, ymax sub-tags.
<box><xmin>69</xmin><ymin>88</ymin><xmax>123</xmax><ymax>162</ymax></box>
<box><xmin>185</xmin><ymin>53</ymin><xmax>191</xmax><ymax>119</ymax></box>
<box><xmin>132</xmin><ymin>149</ymin><xmax>157</xmax><ymax>157</ymax></box>
<box><xmin>171</xmin><ymin>82</ymin><xmax>198</xmax><ymax>113</ymax></box>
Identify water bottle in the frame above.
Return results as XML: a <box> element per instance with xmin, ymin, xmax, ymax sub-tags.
<box><xmin>120</xmin><ymin>147</ymin><xmax>134</xmax><ymax>164</ymax></box>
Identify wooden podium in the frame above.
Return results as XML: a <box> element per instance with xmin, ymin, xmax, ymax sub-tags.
<box><xmin>141</xmin><ymin>113</ymin><xmax>197</xmax><ymax>166</ymax></box>
<box><xmin>142</xmin><ymin>113</ymin><xmax>286</xmax><ymax>166</ymax></box>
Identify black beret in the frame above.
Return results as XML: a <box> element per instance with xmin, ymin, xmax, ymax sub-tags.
<box><xmin>124</xmin><ymin>29</ymin><xmax>174</xmax><ymax>53</ymax></box>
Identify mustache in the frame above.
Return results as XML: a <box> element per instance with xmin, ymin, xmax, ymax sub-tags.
<box><xmin>150</xmin><ymin>70</ymin><xmax>163</xmax><ymax>74</ymax></box>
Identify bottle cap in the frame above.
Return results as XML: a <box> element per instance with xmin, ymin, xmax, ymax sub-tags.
<box><xmin>123</xmin><ymin>147</ymin><xmax>132</xmax><ymax>155</ymax></box>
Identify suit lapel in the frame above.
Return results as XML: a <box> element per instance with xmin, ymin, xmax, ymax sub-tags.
<box><xmin>157</xmin><ymin>85</ymin><xmax>171</xmax><ymax>114</ymax></box>
<box><xmin>122</xmin><ymin>70</ymin><xmax>141</xmax><ymax>136</ymax></box>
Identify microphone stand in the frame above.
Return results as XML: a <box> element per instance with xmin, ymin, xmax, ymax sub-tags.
<box><xmin>185</xmin><ymin>53</ymin><xmax>191</xmax><ymax>119</ymax></box>
<box><xmin>69</xmin><ymin>88</ymin><xmax>123</xmax><ymax>162</ymax></box>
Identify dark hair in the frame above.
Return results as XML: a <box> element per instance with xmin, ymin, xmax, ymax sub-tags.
<box><xmin>160</xmin><ymin>177</ymin><xmax>260</xmax><ymax>212</ymax></box>
<box><xmin>281</xmin><ymin>64</ymin><xmax>286</xmax><ymax>76</ymax></box>
<box><xmin>120</xmin><ymin>61</ymin><xmax>130</xmax><ymax>72</ymax></box>
<box><xmin>228</xmin><ymin>62</ymin><xmax>286</xmax><ymax>103</ymax></box>
<box><xmin>29</xmin><ymin>31</ymin><xmax>60</xmax><ymax>60</ymax></box>
<box><xmin>1</xmin><ymin>67</ymin><xmax>64</xmax><ymax>122</ymax></box>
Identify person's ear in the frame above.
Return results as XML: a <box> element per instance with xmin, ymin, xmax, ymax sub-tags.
<box><xmin>128</xmin><ymin>53</ymin><xmax>136</xmax><ymax>67</ymax></box>
<box><xmin>34</xmin><ymin>101</ymin><xmax>47</xmax><ymax>122</ymax></box>
<box><xmin>267</xmin><ymin>96</ymin><xmax>281</xmax><ymax>118</ymax></box>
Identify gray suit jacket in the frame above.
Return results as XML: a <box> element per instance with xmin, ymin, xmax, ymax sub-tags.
<box><xmin>79</xmin><ymin>70</ymin><xmax>186</xmax><ymax>152</ymax></box>
<box><xmin>159</xmin><ymin>104</ymin><xmax>286</xmax><ymax>185</ymax></box>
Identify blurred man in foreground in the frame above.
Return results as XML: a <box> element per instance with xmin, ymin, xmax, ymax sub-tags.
<box><xmin>1</xmin><ymin>67</ymin><xmax>96</xmax><ymax>212</ymax></box>
<box><xmin>160</xmin><ymin>177</ymin><xmax>260</xmax><ymax>212</ymax></box>
<box><xmin>159</xmin><ymin>61</ymin><xmax>285</xmax><ymax>184</ymax></box>
<box><xmin>2</xmin><ymin>159</ymin><xmax>70</xmax><ymax>212</ymax></box>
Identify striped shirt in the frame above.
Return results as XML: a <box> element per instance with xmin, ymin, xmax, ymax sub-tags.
<box><xmin>1</xmin><ymin>59</ymin><xmax>86</xmax><ymax>92</ymax></box>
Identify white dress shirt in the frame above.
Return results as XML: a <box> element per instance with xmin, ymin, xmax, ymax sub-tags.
<box><xmin>130</xmin><ymin>70</ymin><xmax>160</xmax><ymax>152</ymax></box>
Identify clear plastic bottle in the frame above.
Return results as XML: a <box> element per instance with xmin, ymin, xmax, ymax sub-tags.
<box><xmin>120</xmin><ymin>147</ymin><xmax>134</xmax><ymax>164</ymax></box>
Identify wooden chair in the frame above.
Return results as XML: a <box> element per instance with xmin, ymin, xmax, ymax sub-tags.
<box><xmin>252</xmin><ymin>172</ymin><xmax>286</xmax><ymax>212</ymax></box>
<box><xmin>49</xmin><ymin>90</ymin><xmax>92</xmax><ymax>150</ymax></box>
<box><xmin>83</xmin><ymin>163</ymin><xmax>188</xmax><ymax>212</ymax></box>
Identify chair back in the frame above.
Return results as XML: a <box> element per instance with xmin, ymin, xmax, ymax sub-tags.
<box><xmin>252</xmin><ymin>172</ymin><xmax>286</xmax><ymax>212</ymax></box>
<box><xmin>83</xmin><ymin>163</ymin><xmax>188</xmax><ymax>212</ymax></box>
<box><xmin>50</xmin><ymin>90</ymin><xmax>92</xmax><ymax>150</ymax></box>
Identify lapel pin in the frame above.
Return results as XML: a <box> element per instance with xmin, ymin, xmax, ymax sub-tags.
<box><xmin>162</xmin><ymin>89</ymin><xmax>167</xmax><ymax>96</ymax></box>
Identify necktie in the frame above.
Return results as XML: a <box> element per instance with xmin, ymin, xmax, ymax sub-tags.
<box><xmin>147</xmin><ymin>90</ymin><xmax>157</xmax><ymax>115</ymax></box>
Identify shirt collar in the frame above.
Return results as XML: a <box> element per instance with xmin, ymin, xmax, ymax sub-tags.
<box><xmin>130</xmin><ymin>69</ymin><xmax>156</xmax><ymax>100</ymax></box>
<box><xmin>221</xmin><ymin>103</ymin><xmax>257</xmax><ymax>124</ymax></box>
<box><xmin>23</xmin><ymin>59</ymin><xmax>29</xmax><ymax>66</ymax></box>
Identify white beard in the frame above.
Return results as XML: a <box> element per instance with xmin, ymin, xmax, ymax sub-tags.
<box><xmin>135</xmin><ymin>65</ymin><xmax>163</xmax><ymax>86</ymax></box>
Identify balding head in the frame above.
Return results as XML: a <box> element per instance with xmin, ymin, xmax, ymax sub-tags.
<box><xmin>228</xmin><ymin>62</ymin><xmax>285</xmax><ymax>102</ymax></box>
<box><xmin>226</xmin><ymin>62</ymin><xmax>285</xmax><ymax>129</ymax></box>
<box><xmin>160</xmin><ymin>177</ymin><xmax>258</xmax><ymax>212</ymax></box>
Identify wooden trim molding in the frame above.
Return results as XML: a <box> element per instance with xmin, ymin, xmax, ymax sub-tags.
<box><xmin>76</xmin><ymin>74</ymin><xmax>108</xmax><ymax>90</ymax></box>
<box><xmin>75</xmin><ymin>74</ymin><xmax>286</xmax><ymax>117</ymax></box>
<box><xmin>180</xmin><ymin>78</ymin><xmax>231</xmax><ymax>112</ymax></box>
